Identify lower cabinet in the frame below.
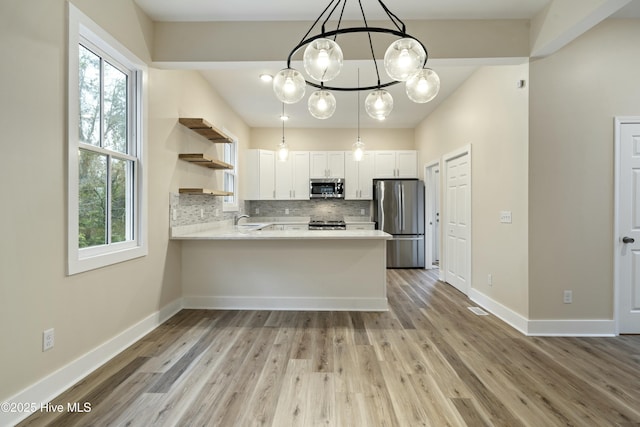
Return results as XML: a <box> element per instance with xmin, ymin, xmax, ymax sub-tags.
<box><xmin>266</xmin><ymin>224</ymin><xmax>308</xmax><ymax>231</ymax></box>
<box><xmin>346</xmin><ymin>223</ymin><xmax>375</xmax><ymax>230</ymax></box>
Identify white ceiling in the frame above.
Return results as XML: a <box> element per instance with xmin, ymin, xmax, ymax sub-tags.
<box><xmin>135</xmin><ymin>0</ymin><xmax>552</xmax><ymax>22</ymax></box>
<box><xmin>135</xmin><ymin>0</ymin><xmax>640</xmax><ymax>128</ymax></box>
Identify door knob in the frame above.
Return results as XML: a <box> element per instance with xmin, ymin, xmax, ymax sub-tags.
<box><xmin>622</xmin><ymin>236</ymin><xmax>635</xmax><ymax>244</ymax></box>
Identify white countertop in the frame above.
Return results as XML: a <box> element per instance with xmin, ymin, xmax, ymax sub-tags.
<box><xmin>171</xmin><ymin>223</ymin><xmax>390</xmax><ymax>240</ymax></box>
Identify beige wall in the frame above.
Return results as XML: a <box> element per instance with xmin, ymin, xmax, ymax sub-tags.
<box><xmin>0</xmin><ymin>0</ymin><xmax>250</xmax><ymax>402</ymax></box>
<box><xmin>250</xmin><ymin>127</ymin><xmax>414</xmax><ymax>151</ymax></box>
<box><xmin>529</xmin><ymin>19</ymin><xmax>640</xmax><ymax>320</ymax></box>
<box><xmin>415</xmin><ymin>64</ymin><xmax>530</xmax><ymax>317</ymax></box>
<box><xmin>152</xmin><ymin>69</ymin><xmax>251</xmax><ymax>199</ymax></box>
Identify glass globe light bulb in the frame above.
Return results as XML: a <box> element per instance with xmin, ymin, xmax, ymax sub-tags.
<box><xmin>278</xmin><ymin>139</ymin><xmax>289</xmax><ymax>162</ymax></box>
<box><xmin>384</xmin><ymin>38</ymin><xmax>426</xmax><ymax>81</ymax></box>
<box><xmin>303</xmin><ymin>38</ymin><xmax>343</xmax><ymax>82</ymax></box>
<box><xmin>308</xmin><ymin>90</ymin><xmax>336</xmax><ymax>119</ymax></box>
<box><xmin>273</xmin><ymin>68</ymin><xmax>306</xmax><ymax>104</ymax></box>
<box><xmin>353</xmin><ymin>138</ymin><xmax>365</xmax><ymax>162</ymax></box>
<box><xmin>365</xmin><ymin>89</ymin><xmax>393</xmax><ymax>121</ymax></box>
<box><xmin>405</xmin><ymin>68</ymin><xmax>440</xmax><ymax>103</ymax></box>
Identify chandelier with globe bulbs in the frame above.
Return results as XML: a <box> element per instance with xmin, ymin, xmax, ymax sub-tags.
<box><xmin>272</xmin><ymin>0</ymin><xmax>440</xmax><ymax>122</ymax></box>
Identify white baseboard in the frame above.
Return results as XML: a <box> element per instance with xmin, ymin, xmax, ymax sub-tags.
<box><xmin>183</xmin><ymin>295</ymin><xmax>389</xmax><ymax>312</ymax></box>
<box><xmin>468</xmin><ymin>288</ymin><xmax>529</xmax><ymax>335</ymax></box>
<box><xmin>527</xmin><ymin>319</ymin><xmax>616</xmax><ymax>336</ymax></box>
<box><xmin>1</xmin><ymin>298</ymin><xmax>183</xmax><ymax>427</ymax></box>
<box><xmin>469</xmin><ymin>288</ymin><xmax>616</xmax><ymax>337</ymax></box>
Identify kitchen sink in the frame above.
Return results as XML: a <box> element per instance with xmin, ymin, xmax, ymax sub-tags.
<box><xmin>235</xmin><ymin>222</ymin><xmax>269</xmax><ymax>231</ymax></box>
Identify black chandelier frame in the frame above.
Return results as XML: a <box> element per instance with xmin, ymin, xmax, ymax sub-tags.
<box><xmin>284</xmin><ymin>0</ymin><xmax>429</xmax><ymax>92</ymax></box>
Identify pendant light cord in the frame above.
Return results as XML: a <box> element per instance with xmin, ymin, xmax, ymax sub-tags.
<box><xmin>357</xmin><ymin>68</ymin><xmax>360</xmax><ymax>140</ymax></box>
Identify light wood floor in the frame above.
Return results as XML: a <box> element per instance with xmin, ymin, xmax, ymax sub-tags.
<box><xmin>20</xmin><ymin>269</ymin><xmax>640</xmax><ymax>426</ymax></box>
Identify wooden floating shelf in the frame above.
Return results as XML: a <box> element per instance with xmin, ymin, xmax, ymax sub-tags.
<box><xmin>179</xmin><ymin>188</ymin><xmax>233</xmax><ymax>196</ymax></box>
<box><xmin>179</xmin><ymin>118</ymin><xmax>233</xmax><ymax>143</ymax></box>
<box><xmin>179</xmin><ymin>153</ymin><xmax>233</xmax><ymax>170</ymax></box>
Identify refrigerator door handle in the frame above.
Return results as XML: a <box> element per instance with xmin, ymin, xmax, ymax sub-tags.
<box><xmin>400</xmin><ymin>183</ymin><xmax>406</xmax><ymax>231</ymax></box>
<box><xmin>391</xmin><ymin>236</ymin><xmax>424</xmax><ymax>241</ymax></box>
<box><xmin>377</xmin><ymin>183</ymin><xmax>384</xmax><ymax>230</ymax></box>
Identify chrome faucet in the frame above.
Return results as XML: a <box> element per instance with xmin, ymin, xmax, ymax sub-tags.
<box><xmin>234</xmin><ymin>214</ymin><xmax>250</xmax><ymax>225</ymax></box>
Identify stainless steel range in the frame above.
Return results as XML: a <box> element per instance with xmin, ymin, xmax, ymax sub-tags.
<box><xmin>308</xmin><ymin>220</ymin><xmax>346</xmax><ymax>230</ymax></box>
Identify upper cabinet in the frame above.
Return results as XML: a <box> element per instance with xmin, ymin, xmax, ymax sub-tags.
<box><xmin>310</xmin><ymin>151</ymin><xmax>345</xmax><ymax>178</ymax></box>
<box><xmin>344</xmin><ymin>151</ymin><xmax>374</xmax><ymax>200</ymax></box>
<box><xmin>246</xmin><ymin>149</ymin><xmax>275</xmax><ymax>200</ymax></box>
<box><xmin>275</xmin><ymin>151</ymin><xmax>310</xmax><ymax>200</ymax></box>
<box><xmin>373</xmin><ymin>150</ymin><xmax>417</xmax><ymax>178</ymax></box>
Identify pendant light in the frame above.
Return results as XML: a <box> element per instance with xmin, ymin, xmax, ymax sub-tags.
<box><xmin>273</xmin><ymin>0</ymin><xmax>440</xmax><ymax>120</ymax></box>
<box><xmin>308</xmin><ymin>89</ymin><xmax>337</xmax><ymax>119</ymax></box>
<box><xmin>277</xmin><ymin>104</ymin><xmax>289</xmax><ymax>162</ymax></box>
<box><xmin>365</xmin><ymin>89</ymin><xmax>393</xmax><ymax>121</ymax></box>
<box><xmin>352</xmin><ymin>69</ymin><xmax>365</xmax><ymax>161</ymax></box>
<box><xmin>405</xmin><ymin>68</ymin><xmax>441</xmax><ymax>103</ymax></box>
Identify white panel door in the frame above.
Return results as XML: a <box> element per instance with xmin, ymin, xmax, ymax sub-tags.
<box><xmin>396</xmin><ymin>151</ymin><xmax>418</xmax><ymax>178</ymax></box>
<box><xmin>259</xmin><ymin>150</ymin><xmax>275</xmax><ymax>200</ymax></box>
<box><xmin>373</xmin><ymin>151</ymin><xmax>397</xmax><ymax>178</ymax></box>
<box><xmin>344</xmin><ymin>152</ymin><xmax>359</xmax><ymax>199</ymax></box>
<box><xmin>444</xmin><ymin>151</ymin><xmax>470</xmax><ymax>294</ymax></box>
<box><xmin>617</xmin><ymin>121</ymin><xmax>640</xmax><ymax>333</ymax></box>
<box><xmin>358</xmin><ymin>152</ymin><xmax>374</xmax><ymax>199</ymax></box>
<box><xmin>309</xmin><ymin>151</ymin><xmax>328</xmax><ymax>178</ymax></box>
<box><xmin>292</xmin><ymin>151</ymin><xmax>310</xmax><ymax>199</ymax></box>
<box><xmin>327</xmin><ymin>151</ymin><xmax>345</xmax><ymax>178</ymax></box>
<box><xmin>275</xmin><ymin>156</ymin><xmax>293</xmax><ymax>200</ymax></box>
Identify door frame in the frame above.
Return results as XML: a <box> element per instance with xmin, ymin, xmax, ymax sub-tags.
<box><xmin>442</xmin><ymin>144</ymin><xmax>472</xmax><ymax>294</ymax></box>
<box><xmin>614</xmin><ymin>116</ymin><xmax>640</xmax><ymax>334</ymax></box>
<box><xmin>423</xmin><ymin>159</ymin><xmax>441</xmax><ymax>272</ymax></box>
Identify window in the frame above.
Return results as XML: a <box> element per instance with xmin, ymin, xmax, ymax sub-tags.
<box><xmin>68</xmin><ymin>5</ymin><xmax>147</xmax><ymax>274</ymax></box>
<box><xmin>223</xmin><ymin>135</ymin><xmax>239</xmax><ymax>211</ymax></box>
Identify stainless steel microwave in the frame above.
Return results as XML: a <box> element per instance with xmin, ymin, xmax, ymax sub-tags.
<box><xmin>310</xmin><ymin>178</ymin><xmax>344</xmax><ymax>199</ymax></box>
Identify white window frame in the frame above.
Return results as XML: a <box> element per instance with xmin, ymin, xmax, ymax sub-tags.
<box><xmin>223</xmin><ymin>132</ymin><xmax>239</xmax><ymax>212</ymax></box>
<box><xmin>68</xmin><ymin>5</ymin><xmax>147</xmax><ymax>275</ymax></box>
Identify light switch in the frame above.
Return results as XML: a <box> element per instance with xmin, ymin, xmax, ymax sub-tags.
<box><xmin>500</xmin><ymin>211</ymin><xmax>512</xmax><ymax>224</ymax></box>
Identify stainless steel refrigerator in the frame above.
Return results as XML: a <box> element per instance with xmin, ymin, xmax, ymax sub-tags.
<box><xmin>373</xmin><ymin>179</ymin><xmax>425</xmax><ymax>268</ymax></box>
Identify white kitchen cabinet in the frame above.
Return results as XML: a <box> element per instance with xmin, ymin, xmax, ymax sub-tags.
<box><xmin>373</xmin><ymin>150</ymin><xmax>417</xmax><ymax>178</ymax></box>
<box><xmin>245</xmin><ymin>149</ymin><xmax>275</xmax><ymax>200</ymax></box>
<box><xmin>310</xmin><ymin>151</ymin><xmax>345</xmax><ymax>178</ymax></box>
<box><xmin>283</xmin><ymin>224</ymin><xmax>308</xmax><ymax>231</ymax></box>
<box><xmin>344</xmin><ymin>151</ymin><xmax>374</xmax><ymax>200</ymax></box>
<box><xmin>346</xmin><ymin>223</ymin><xmax>375</xmax><ymax>230</ymax></box>
<box><xmin>275</xmin><ymin>151</ymin><xmax>310</xmax><ymax>200</ymax></box>
<box><xmin>265</xmin><ymin>223</ymin><xmax>308</xmax><ymax>231</ymax></box>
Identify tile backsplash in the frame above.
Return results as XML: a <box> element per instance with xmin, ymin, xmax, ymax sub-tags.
<box><xmin>248</xmin><ymin>199</ymin><xmax>371</xmax><ymax>221</ymax></box>
<box><xmin>170</xmin><ymin>193</ymin><xmax>371</xmax><ymax>227</ymax></box>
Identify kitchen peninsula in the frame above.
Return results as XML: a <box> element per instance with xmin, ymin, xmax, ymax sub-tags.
<box><xmin>172</xmin><ymin>222</ymin><xmax>391</xmax><ymax>311</ymax></box>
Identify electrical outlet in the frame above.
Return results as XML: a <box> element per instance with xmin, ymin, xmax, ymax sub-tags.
<box><xmin>285</xmin><ymin>208</ymin><xmax>290</xmax><ymax>215</ymax></box>
<box><xmin>487</xmin><ymin>274</ymin><xmax>492</xmax><ymax>286</ymax></box>
<box><xmin>215</xmin><ymin>208</ymin><xmax>219</xmax><ymax>216</ymax></box>
<box><xmin>255</xmin><ymin>208</ymin><xmax>260</xmax><ymax>214</ymax></box>
<box><xmin>500</xmin><ymin>211</ymin><xmax>512</xmax><ymax>223</ymax></box>
<box><xmin>200</xmin><ymin>208</ymin><xmax>204</xmax><ymax>219</ymax></box>
<box><xmin>43</xmin><ymin>328</ymin><xmax>54</xmax><ymax>351</ymax></box>
<box><xmin>172</xmin><ymin>209</ymin><xmax>177</xmax><ymax>221</ymax></box>
<box><xmin>563</xmin><ymin>290</ymin><xmax>573</xmax><ymax>304</ymax></box>
<box><xmin>360</xmin><ymin>209</ymin><xmax>365</xmax><ymax>215</ymax></box>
